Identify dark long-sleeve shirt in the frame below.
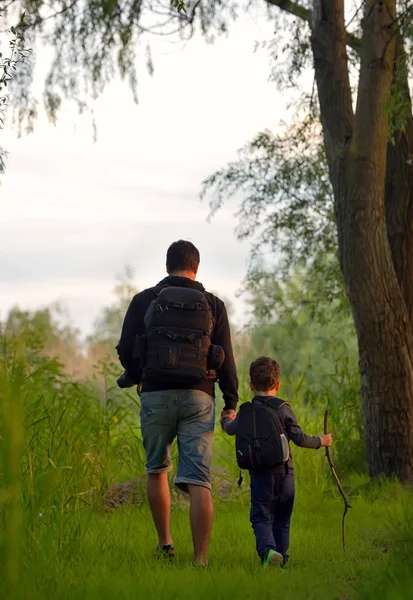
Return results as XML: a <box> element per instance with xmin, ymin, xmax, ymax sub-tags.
<box><xmin>116</xmin><ymin>275</ymin><xmax>239</xmax><ymax>410</ymax></box>
<box><xmin>222</xmin><ymin>395</ymin><xmax>321</xmax><ymax>470</ymax></box>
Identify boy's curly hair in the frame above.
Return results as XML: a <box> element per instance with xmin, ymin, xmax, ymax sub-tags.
<box><xmin>249</xmin><ymin>356</ymin><xmax>280</xmax><ymax>391</ymax></box>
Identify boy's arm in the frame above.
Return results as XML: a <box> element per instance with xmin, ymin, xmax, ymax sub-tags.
<box><xmin>282</xmin><ymin>404</ymin><xmax>322</xmax><ymax>449</ymax></box>
<box><xmin>221</xmin><ymin>414</ymin><xmax>239</xmax><ymax>436</ymax></box>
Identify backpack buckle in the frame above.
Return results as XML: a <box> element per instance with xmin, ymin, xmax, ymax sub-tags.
<box><xmin>155</xmin><ymin>303</ymin><xmax>163</xmax><ymax>315</ymax></box>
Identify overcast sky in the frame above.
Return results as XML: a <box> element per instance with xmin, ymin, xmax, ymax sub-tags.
<box><xmin>1</xmin><ymin>11</ymin><xmax>301</xmax><ymax>336</ymax></box>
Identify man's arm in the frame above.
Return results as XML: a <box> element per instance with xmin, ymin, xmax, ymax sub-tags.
<box><xmin>212</xmin><ymin>302</ymin><xmax>239</xmax><ymax>411</ymax></box>
<box><xmin>282</xmin><ymin>404</ymin><xmax>322</xmax><ymax>449</ymax></box>
<box><xmin>116</xmin><ymin>291</ymin><xmax>151</xmax><ymax>383</ymax></box>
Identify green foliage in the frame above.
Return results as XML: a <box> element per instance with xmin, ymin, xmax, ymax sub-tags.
<box><xmin>261</xmin><ymin>2</ymin><xmax>313</xmax><ymax>92</ymax></box>
<box><xmin>0</xmin><ymin>341</ymin><xmax>412</xmax><ymax>597</ymax></box>
<box><xmin>2</xmin><ymin>304</ymin><xmax>80</xmax><ymax>368</ymax></box>
<box><xmin>170</xmin><ymin>0</ymin><xmax>186</xmax><ymax>13</ymax></box>
<box><xmin>246</xmin><ymin>266</ymin><xmax>356</xmax><ymax>371</ymax></box>
<box><xmin>1</xmin><ymin>0</ymin><xmax>240</xmax><ymax>121</ymax></box>
<box><xmin>1</xmin><ymin>1</ymin><xmax>412</xmax><ymax>150</ymax></box>
<box><xmin>242</xmin><ymin>262</ymin><xmax>362</xmax><ymax>474</ymax></box>
<box><xmin>0</xmin><ymin>13</ymin><xmax>31</xmax><ymax>173</ymax></box>
<box><xmin>4</xmin><ymin>304</ymin><xmax>78</xmax><ymax>346</ymax></box>
<box><xmin>202</xmin><ymin>115</ymin><xmax>342</xmax><ymax>308</ymax></box>
<box><xmin>0</xmin><ymin>285</ymin><xmax>408</xmax><ymax>597</ymax></box>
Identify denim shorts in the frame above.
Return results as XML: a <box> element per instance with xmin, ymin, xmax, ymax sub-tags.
<box><xmin>140</xmin><ymin>389</ymin><xmax>215</xmax><ymax>492</ymax></box>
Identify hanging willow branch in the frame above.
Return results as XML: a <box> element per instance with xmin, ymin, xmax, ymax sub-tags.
<box><xmin>324</xmin><ymin>409</ymin><xmax>352</xmax><ymax>552</ymax></box>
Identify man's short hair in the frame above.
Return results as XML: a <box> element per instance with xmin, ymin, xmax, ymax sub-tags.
<box><xmin>249</xmin><ymin>356</ymin><xmax>280</xmax><ymax>391</ymax></box>
<box><xmin>166</xmin><ymin>240</ymin><xmax>200</xmax><ymax>273</ymax></box>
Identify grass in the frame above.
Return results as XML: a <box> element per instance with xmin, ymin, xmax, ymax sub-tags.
<box><xmin>9</xmin><ymin>479</ymin><xmax>413</xmax><ymax>600</ymax></box>
<box><xmin>1</xmin><ymin>349</ymin><xmax>412</xmax><ymax>599</ymax></box>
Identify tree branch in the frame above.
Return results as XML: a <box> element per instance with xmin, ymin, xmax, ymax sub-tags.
<box><xmin>310</xmin><ymin>0</ymin><xmax>354</xmax><ymax>195</ymax></box>
<box><xmin>266</xmin><ymin>0</ymin><xmax>310</xmax><ymax>21</ymax></box>
<box><xmin>265</xmin><ymin>0</ymin><xmax>362</xmax><ymax>52</ymax></box>
<box><xmin>324</xmin><ymin>410</ymin><xmax>352</xmax><ymax>552</ymax></box>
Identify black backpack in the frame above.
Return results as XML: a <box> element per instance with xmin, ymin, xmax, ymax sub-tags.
<box><xmin>235</xmin><ymin>397</ymin><xmax>290</xmax><ymax>472</ymax></box>
<box><xmin>137</xmin><ymin>286</ymin><xmax>225</xmax><ymax>384</ymax></box>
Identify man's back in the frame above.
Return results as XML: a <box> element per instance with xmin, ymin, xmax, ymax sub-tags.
<box><xmin>116</xmin><ymin>274</ymin><xmax>238</xmax><ymax>411</ymax></box>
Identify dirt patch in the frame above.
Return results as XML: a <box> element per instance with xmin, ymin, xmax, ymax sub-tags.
<box><xmin>103</xmin><ymin>478</ymin><xmax>145</xmax><ymax>508</ymax></box>
<box><xmin>101</xmin><ymin>467</ymin><xmax>246</xmax><ymax>509</ymax></box>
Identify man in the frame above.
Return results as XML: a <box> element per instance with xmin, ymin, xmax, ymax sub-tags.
<box><xmin>116</xmin><ymin>240</ymin><xmax>238</xmax><ymax>566</ymax></box>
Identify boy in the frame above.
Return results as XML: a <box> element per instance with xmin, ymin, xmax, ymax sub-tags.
<box><xmin>221</xmin><ymin>356</ymin><xmax>332</xmax><ymax>568</ymax></box>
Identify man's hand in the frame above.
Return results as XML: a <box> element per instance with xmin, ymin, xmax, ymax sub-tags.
<box><xmin>320</xmin><ymin>433</ymin><xmax>333</xmax><ymax>447</ymax></box>
<box><xmin>220</xmin><ymin>409</ymin><xmax>236</xmax><ymax>423</ymax></box>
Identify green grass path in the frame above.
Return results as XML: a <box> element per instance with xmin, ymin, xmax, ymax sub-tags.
<box><xmin>16</xmin><ymin>482</ymin><xmax>412</xmax><ymax>600</ymax></box>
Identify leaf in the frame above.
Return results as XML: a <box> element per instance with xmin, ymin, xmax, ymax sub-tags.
<box><xmin>170</xmin><ymin>0</ymin><xmax>186</xmax><ymax>14</ymax></box>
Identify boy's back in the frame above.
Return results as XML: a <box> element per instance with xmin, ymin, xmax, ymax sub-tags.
<box><xmin>221</xmin><ymin>357</ymin><xmax>332</xmax><ymax>569</ymax></box>
<box><xmin>223</xmin><ymin>395</ymin><xmax>322</xmax><ymax>471</ymax></box>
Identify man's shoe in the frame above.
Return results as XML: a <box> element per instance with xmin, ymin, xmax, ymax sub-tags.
<box><xmin>157</xmin><ymin>544</ymin><xmax>175</xmax><ymax>560</ymax></box>
<box><xmin>192</xmin><ymin>561</ymin><xmax>209</xmax><ymax>569</ymax></box>
<box><xmin>261</xmin><ymin>549</ymin><xmax>283</xmax><ymax>568</ymax></box>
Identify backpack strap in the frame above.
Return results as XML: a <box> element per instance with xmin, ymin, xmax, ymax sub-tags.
<box><xmin>265</xmin><ymin>397</ymin><xmax>287</xmax><ymax>411</ymax></box>
<box><xmin>150</xmin><ymin>284</ymin><xmax>168</xmax><ymax>298</ymax></box>
<box><xmin>237</xmin><ymin>402</ymin><xmax>252</xmax><ymax>486</ymax></box>
<box><xmin>258</xmin><ymin>397</ymin><xmax>286</xmax><ymax>433</ymax></box>
<box><xmin>238</xmin><ymin>401</ymin><xmax>252</xmax><ymax>413</ymax></box>
<box><xmin>264</xmin><ymin>397</ymin><xmax>288</xmax><ymax>434</ymax></box>
<box><xmin>263</xmin><ymin>397</ymin><xmax>290</xmax><ymax>476</ymax></box>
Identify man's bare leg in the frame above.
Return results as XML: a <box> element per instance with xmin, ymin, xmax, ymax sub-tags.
<box><xmin>187</xmin><ymin>484</ymin><xmax>214</xmax><ymax>565</ymax></box>
<box><xmin>147</xmin><ymin>473</ymin><xmax>173</xmax><ymax>547</ymax></box>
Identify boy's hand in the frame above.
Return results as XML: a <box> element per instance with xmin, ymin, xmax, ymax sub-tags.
<box><xmin>220</xmin><ymin>409</ymin><xmax>236</xmax><ymax>422</ymax></box>
<box><xmin>320</xmin><ymin>433</ymin><xmax>333</xmax><ymax>447</ymax></box>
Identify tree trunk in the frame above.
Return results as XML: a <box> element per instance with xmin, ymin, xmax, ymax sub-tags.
<box><xmin>272</xmin><ymin>0</ymin><xmax>413</xmax><ymax>479</ymax></box>
<box><xmin>312</xmin><ymin>0</ymin><xmax>413</xmax><ymax>480</ymax></box>
<box><xmin>385</xmin><ymin>41</ymin><xmax>413</xmax><ymax>325</ymax></box>
<box><xmin>385</xmin><ymin>131</ymin><xmax>413</xmax><ymax>326</ymax></box>
<box><xmin>342</xmin><ymin>1</ymin><xmax>413</xmax><ymax>480</ymax></box>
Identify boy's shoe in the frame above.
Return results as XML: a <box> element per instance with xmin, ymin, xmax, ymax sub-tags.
<box><xmin>157</xmin><ymin>544</ymin><xmax>175</xmax><ymax>560</ymax></box>
<box><xmin>261</xmin><ymin>549</ymin><xmax>284</xmax><ymax>568</ymax></box>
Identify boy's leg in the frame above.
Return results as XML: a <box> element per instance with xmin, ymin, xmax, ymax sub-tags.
<box><xmin>272</xmin><ymin>470</ymin><xmax>295</xmax><ymax>562</ymax></box>
<box><xmin>250</xmin><ymin>471</ymin><xmax>277</xmax><ymax>560</ymax></box>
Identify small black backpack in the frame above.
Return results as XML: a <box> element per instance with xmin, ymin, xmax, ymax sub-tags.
<box><xmin>137</xmin><ymin>286</ymin><xmax>225</xmax><ymax>384</ymax></box>
<box><xmin>235</xmin><ymin>397</ymin><xmax>290</xmax><ymax>472</ymax></box>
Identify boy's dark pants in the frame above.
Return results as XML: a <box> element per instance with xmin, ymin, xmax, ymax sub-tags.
<box><xmin>250</xmin><ymin>469</ymin><xmax>295</xmax><ymax>561</ymax></box>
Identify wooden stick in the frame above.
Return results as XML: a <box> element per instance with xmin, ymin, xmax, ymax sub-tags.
<box><xmin>324</xmin><ymin>409</ymin><xmax>352</xmax><ymax>552</ymax></box>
